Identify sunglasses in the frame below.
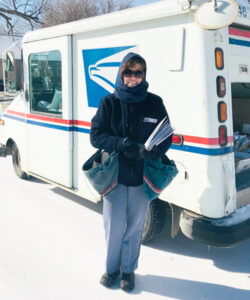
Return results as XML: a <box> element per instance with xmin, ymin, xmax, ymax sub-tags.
<box><xmin>122</xmin><ymin>69</ymin><xmax>144</xmax><ymax>78</ymax></box>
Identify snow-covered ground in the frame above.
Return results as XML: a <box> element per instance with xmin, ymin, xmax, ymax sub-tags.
<box><xmin>0</xmin><ymin>156</ymin><xmax>249</xmax><ymax>300</ymax></box>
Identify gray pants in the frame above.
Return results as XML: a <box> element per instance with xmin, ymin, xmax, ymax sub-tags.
<box><xmin>103</xmin><ymin>184</ymin><xmax>149</xmax><ymax>274</ymax></box>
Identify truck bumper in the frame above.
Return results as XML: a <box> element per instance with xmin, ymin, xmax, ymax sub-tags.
<box><xmin>180</xmin><ymin>206</ymin><xmax>250</xmax><ymax>247</ymax></box>
<box><xmin>0</xmin><ymin>146</ymin><xmax>7</xmax><ymax>157</ymax></box>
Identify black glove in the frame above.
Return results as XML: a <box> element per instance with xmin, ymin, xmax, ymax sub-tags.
<box><xmin>123</xmin><ymin>144</ymin><xmax>140</xmax><ymax>159</ymax></box>
<box><xmin>139</xmin><ymin>145</ymin><xmax>159</xmax><ymax>160</ymax></box>
<box><xmin>116</xmin><ymin>137</ymin><xmax>134</xmax><ymax>151</ymax></box>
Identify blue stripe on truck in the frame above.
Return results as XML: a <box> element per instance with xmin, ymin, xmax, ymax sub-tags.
<box><xmin>4</xmin><ymin>114</ymin><xmax>26</xmax><ymax>123</ymax></box>
<box><xmin>229</xmin><ymin>38</ymin><xmax>250</xmax><ymax>47</ymax></box>
<box><xmin>171</xmin><ymin>144</ymin><xmax>234</xmax><ymax>155</ymax></box>
<box><xmin>27</xmin><ymin>119</ymin><xmax>73</xmax><ymax>131</ymax></box>
<box><xmin>73</xmin><ymin>127</ymin><xmax>91</xmax><ymax>134</ymax></box>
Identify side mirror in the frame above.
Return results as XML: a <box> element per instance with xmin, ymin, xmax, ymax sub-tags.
<box><xmin>6</xmin><ymin>51</ymin><xmax>15</xmax><ymax>71</ymax></box>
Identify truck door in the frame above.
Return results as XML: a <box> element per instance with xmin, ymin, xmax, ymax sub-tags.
<box><xmin>23</xmin><ymin>36</ymin><xmax>73</xmax><ymax>187</ymax></box>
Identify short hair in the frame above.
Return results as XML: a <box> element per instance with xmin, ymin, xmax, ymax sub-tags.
<box><xmin>120</xmin><ymin>56</ymin><xmax>147</xmax><ymax>76</ymax></box>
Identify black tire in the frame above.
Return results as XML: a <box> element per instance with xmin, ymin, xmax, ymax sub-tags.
<box><xmin>142</xmin><ymin>198</ymin><xmax>167</xmax><ymax>243</ymax></box>
<box><xmin>12</xmin><ymin>142</ymin><xmax>29</xmax><ymax>179</ymax></box>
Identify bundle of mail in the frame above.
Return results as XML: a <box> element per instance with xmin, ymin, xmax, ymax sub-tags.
<box><xmin>144</xmin><ymin>116</ymin><xmax>174</xmax><ymax>151</ymax></box>
<box><xmin>234</xmin><ymin>133</ymin><xmax>250</xmax><ymax>153</ymax></box>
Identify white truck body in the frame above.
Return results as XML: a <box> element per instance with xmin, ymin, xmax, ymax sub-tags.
<box><xmin>1</xmin><ymin>0</ymin><xmax>250</xmax><ymax>246</ymax></box>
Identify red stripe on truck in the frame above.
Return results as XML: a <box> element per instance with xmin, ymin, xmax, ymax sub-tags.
<box><xmin>228</xmin><ymin>28</ymin><xmax>250</xmax><ymax>38</ymax></box>
<box><xmin>183</xmin><ymin>135</ymin><xmax>234</xmax><ymax>145</ymax></box>
<box><xmin>5</xmin><ymin>110</ymin><xmax>234</xmax><ymax>144</ymax></box>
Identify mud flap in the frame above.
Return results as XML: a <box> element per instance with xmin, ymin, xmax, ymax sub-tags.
<box><xmin>180</xmin><ymin>207</ymin><xmax>250</xmax><ymax>247</ymax></box>
<box><xmin>169</xmin><ymin>203</ymin><xmax>182</xmax><ymax>238</ymax></box>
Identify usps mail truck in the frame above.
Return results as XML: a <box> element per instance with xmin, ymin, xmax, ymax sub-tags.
<box><xmin>0</xmin><ymin>0</ymin><xmax>250</xmax><ymax>246</ymax></box>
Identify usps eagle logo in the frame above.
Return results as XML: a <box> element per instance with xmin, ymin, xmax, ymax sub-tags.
<box><xmin>82</xmin><ymin>46</ymin><xmax>137</xmax><ymax>108</ymax></box>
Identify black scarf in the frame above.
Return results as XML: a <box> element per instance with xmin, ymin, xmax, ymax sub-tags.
<box><xmin>114</xmin><ymin>52</ymin><xmax>149</xmax><ymax>103</ymax></box>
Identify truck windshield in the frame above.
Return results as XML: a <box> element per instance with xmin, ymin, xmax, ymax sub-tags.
<box><xmin>29</xmin><ymin>50</ymin><xmax>62</xmax><ymax>116</ymax></box>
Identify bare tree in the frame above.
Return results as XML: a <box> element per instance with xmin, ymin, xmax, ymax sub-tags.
<box><xmin>0</xmin><ymin>0</ymin><xmax>47</xmax><ymax>35</ymax></box>
<box><xmin>42</xmin><ymin>0</ymin><xmax>133</xmax><ymax>28</ymax></box>
<box><xmin>98</xmin><ymin>0</ymin><xmax>133</xmax><ymax>14</ymax></box>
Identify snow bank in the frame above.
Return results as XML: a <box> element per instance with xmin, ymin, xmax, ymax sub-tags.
<box><xmin>212</xmin><ymin>204</ymin><xmax>250</xmax><ymax>226</ymax></box>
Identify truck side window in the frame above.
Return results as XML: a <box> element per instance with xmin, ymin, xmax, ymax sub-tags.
<box><xmin>29</xmin><ymin>50</ymin><xmax>62</xmax><ymax>115</ymax></box>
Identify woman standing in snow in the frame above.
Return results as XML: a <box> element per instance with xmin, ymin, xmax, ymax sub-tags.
<box><xmin>90</xmin><ymin>52</ymin><xmax>172</xmax><ymax>292</ymax></box>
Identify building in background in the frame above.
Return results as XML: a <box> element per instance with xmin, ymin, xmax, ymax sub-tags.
<box><xmin>0</xmin><ymin>36</ymin><xmax>22</xmax><ymax>92</ymax></box>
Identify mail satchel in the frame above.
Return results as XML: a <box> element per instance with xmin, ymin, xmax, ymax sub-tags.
<box><xmin>143</xmin><ymin>155</ymin><xmax>178</xmax><ymax>201</ymax></box>
<box><xmin>82</xmin><ymin>150</ymin><xmax>119</xmax><ymax>196</ymax></box>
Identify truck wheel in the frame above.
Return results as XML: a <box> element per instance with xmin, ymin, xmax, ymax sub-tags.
<box><xmin>142</xmin><ymin>198</ymin><xmax>167</xmax><ymax>243</ymax></box>
<box><xmin>12</xmin><ymin>142</ymin><xmax>29</xmax><ymax>179</ymax></box>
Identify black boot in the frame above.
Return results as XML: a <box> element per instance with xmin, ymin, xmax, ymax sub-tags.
<box><xmin>100</xmin><ymin>270</ymin><xmax>120</xmax><ymax>288</ymax></box>
<box><xmin>120</xmin><ymin>272</ymin><xmax>135</xmax><ymax>292</ymax></box>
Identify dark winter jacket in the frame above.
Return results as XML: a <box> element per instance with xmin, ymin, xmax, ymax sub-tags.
<box><xmin>90</xmin><ymin>92</ymin><xmax>172</xmax><ymax>186</ymax></box>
